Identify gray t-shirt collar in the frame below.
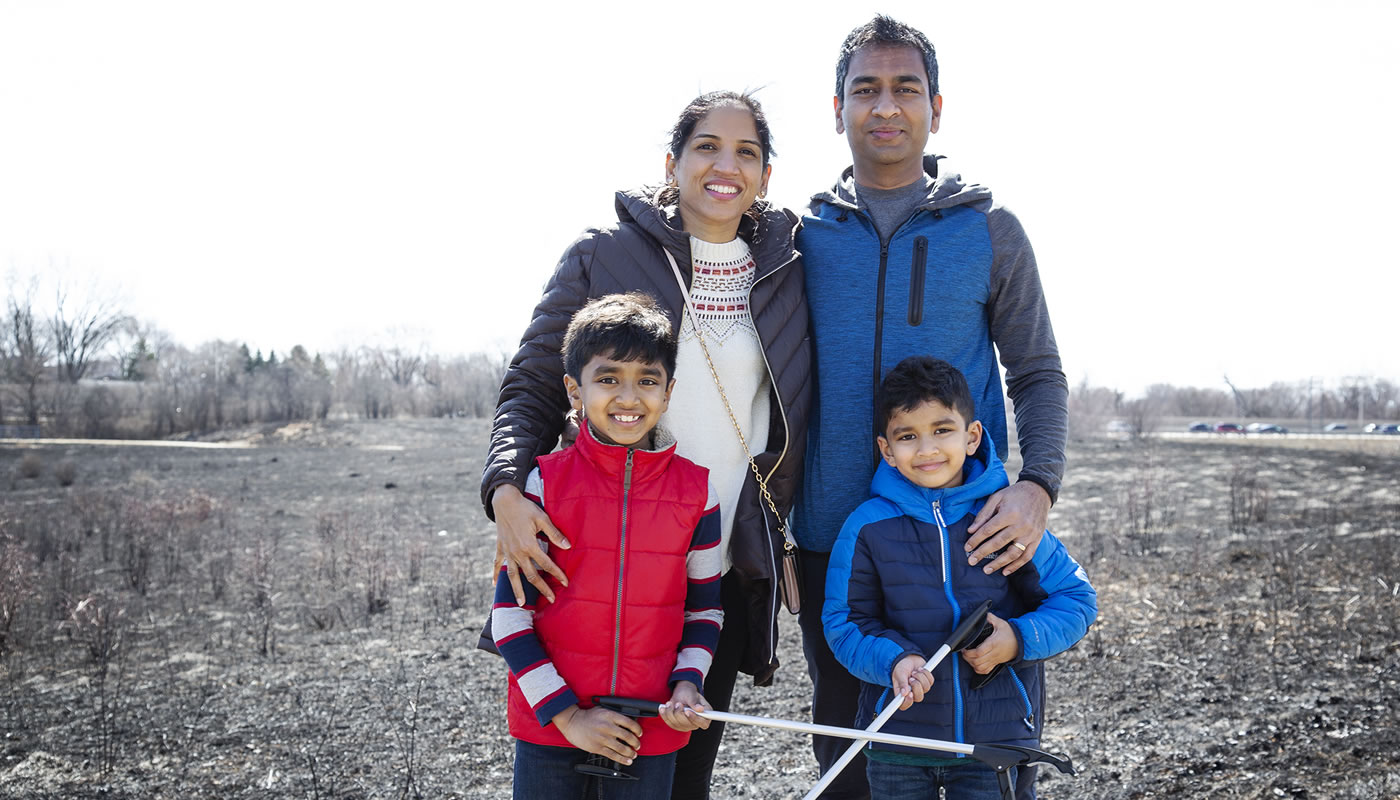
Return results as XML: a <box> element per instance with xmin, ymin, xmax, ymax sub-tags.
<box><xmin>853</xmin><ymin>173</ymin><xmax>937</xmax><ymax>245</ymax></box>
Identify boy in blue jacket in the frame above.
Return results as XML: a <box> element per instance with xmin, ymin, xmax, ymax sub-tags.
<box><xmin>823</xmin><ymin>356</ymin><xmax>1096</xmax><ymax>799</ymax></box>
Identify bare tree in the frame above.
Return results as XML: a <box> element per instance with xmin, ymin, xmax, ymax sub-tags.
<box><xmin>3</xmin><ymin>284</ymin><xmax>52</xmax><ymax>426</ymax></box>
<box><xmin>1067</xmin><ymin>377</ymin><xmax>1121</xmax><ymax>439</ymax></box>
<box><xmin>50</xmin><ymin>282</ymin><xmax>128</xmax><ymax>383</ymax></box>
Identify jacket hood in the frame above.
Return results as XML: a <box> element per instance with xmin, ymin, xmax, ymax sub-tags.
<box><xmin>809</xmin><ymin>154</ymin><xmax>993</xmax><ymax>216</ymax></box>
<box><xmin>868</xmin><ymin>437</ymin><xmax>1009</xmax><ymax>525</ymax></box>
<box><xmin>614</xmin><ymin>186</ymin><xmax>801</xmax><ymax>276</ymax></box>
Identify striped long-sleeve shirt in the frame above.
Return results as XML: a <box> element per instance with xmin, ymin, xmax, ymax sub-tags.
<box><xmin>491</xmin><ymin>468</ymin><xmax>723</xmax><ymax>726</ymax></box>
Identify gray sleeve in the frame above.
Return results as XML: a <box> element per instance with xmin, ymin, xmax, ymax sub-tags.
<box><xmin>983</xmin><ymin>202</ymin><xmax>1068</xmax><ymax>502</ymax></box>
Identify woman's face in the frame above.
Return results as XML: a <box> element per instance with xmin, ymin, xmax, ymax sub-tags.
<box><xmin>665</xmin><ymin>105</ymin><xmax>771</xmax><ymax>243</ymax></box>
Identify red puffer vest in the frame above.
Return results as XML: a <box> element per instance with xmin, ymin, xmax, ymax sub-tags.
<box><xmin>506</xmin><ymin>424</ymin><xmax>710</xmax><ymax>755</ymax></box>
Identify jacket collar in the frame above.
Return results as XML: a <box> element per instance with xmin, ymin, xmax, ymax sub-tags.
<box><xmin>613</xmin><ymin>187</ymin><xmax>801</xmax><ymax>282</ymax></box>
<box><xmin>573</xmin><ymin>418</ymin><xmax>678</xmax><ymax>483</ymax></box>
<box><xmin>809</xmin><ymin>154</ymin><xmax>994</xmax><ymax>217</ymax></box>
<box><xmin>869</xmin><ymin>438</ymin><xmax>1010</xmax><ymax>525</ymax></box>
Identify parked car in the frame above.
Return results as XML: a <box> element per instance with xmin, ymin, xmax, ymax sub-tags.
<box><xmin>1324</xmin><ymin>423</ymin><xmax>1348</xmax><ymax>432</ymax></box>
<box><xmin>1372</xmin><ymin>424</ymin><xmax>1400</xmax><ymax>435</ymax></box>
<box><xmin>1188</xmin><ymin>422</ymin><xmax>1212</xmax><ymax>433</ymax></box>
<box><xmin>1248</xmin><ymin>423</ymin><xmax>1288</xmax><ymax>434</ymax></box>
<box><xmin>1214</xmin><ymin>422</ymin><xmax>1245</xmax><ymax>433</ymax></box>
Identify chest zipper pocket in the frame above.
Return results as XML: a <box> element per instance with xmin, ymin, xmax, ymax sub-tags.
<box><xmin>908</xmin><ymin>236</ymin><xmax>928</xmax><ymax>326</ymax></box>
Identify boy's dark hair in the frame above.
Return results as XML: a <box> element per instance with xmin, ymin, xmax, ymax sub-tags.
<box><xmin>562</xmin><ymin>292</ymin><xmax>677</xmax><ymax>382</ymax></box>
<box><xmin>877</xmin><ymin>356</ymin><xmax>976</xmax><ymax>434</ymax></box>
<box><xmin>835</xmin><ymin>15</ymin><xmax>939</xmax><ymax>98</ymax></box>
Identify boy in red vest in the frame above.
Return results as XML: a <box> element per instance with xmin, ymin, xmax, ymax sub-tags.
<box><xmin>491</xmin><ymin>292</ymin><xmax>722</xmax><ymax>798</ymax></box>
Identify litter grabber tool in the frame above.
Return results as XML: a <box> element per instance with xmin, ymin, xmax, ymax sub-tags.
<box><xmin>805</xmin><ymin>599</ymin><xmax>994</xmax><ymax>799</ymax></box>
<box><xmin>573</xmin><ymin>695</ymin><xmax>665</xmax><ymax>781</ymax></box>
<box><xmin>694</xmin><ymin>708</ymin><xmax>1074</xmax><ymax>800</ymax></box>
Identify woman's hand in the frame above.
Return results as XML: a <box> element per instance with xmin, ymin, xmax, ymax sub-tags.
<box><xmin>659</xmin><ymin>681</ymin><xmax>712</xmax><ymax>732</ymax></box>
<box><xmin>961</xmin><ymin>612</ymin><xmax>1018</xmax><ymax>674</ymax></box>
<box><xmin>492</xmin><ymin>484</ymin><xmax>571</xmax><ymax>605</ymax></box>
<box><xmin>551</xmin><ymin>705</ymin><xmax>643</xmax><ymax>764</ymax></box>
<box><xmin>890</xmin><ymin>654</ymin><xmax>933</xmax><ymax>711</ymax></box>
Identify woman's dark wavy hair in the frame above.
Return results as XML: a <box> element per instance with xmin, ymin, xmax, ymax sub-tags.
<box><xmin>655</xmin><ymin>91</ymin><xmax>775</xmax><ymax>226</ymax></box>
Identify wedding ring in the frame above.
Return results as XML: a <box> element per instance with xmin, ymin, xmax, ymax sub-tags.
<box><xmin>1012</xmin><ymin>541</ymin><xmax>1027</xmax><ymax>552</ymax></box>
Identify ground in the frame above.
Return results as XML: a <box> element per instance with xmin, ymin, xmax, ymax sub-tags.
<box><xmin>1</xmin><ymin>420</ymin><xmax>1397</xmax><ymax>799</ymax></box>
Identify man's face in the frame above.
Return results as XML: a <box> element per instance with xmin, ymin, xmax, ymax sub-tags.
<box><xmin>835</xmin><ymin>45</ymin><xmax>942</xmax><ymax>184</ymax></box>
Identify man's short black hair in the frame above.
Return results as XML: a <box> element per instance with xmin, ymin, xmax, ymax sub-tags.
<box><xmin>562</xmin><ymin>292</ymin><xmax>677</xmax><ymax>382</ymax></box>
<box><xmin>877</xmin><ymin>356</ymin><xmax>976</xmax><ymax>434</ymax></box>
<box><xmin>835</xmin><ymin>15</ymin><xmax>939</xmax><ymax>98</ymax></box>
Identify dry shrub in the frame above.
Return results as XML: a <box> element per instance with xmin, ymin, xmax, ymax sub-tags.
<box><xmin>0</xmin><ymin>529</ymin><xmax>38</xmax><ymax>657</ymax></box>
<box><xmin>18</xmin><ymin>451</ymin><xmax>42</xmax><ymax>479</ymax></box>
<box><xmin>64</xmin><ymin>593</ymin><xmax>128</xmax><ymax>774</ymax></box>
<box><xmin>55</xmin><ymin>460</ymin><xmax>77</xmax><ymax>487</ymax></box>
<box><xmin>244</xmin><ymin>532</ymin><xmax>279</xmax><ymax>657</ymax></box>
<box><xmin>1228</xmin><ymin>462</ymin><xmax>1270</xmax><ymax>534</ymax></box>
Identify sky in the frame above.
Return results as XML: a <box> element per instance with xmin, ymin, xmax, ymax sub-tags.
<box><xmin>2</xmin><ymin>0</ymin><xmax>1397</xmax><ymax>397</ymax></box>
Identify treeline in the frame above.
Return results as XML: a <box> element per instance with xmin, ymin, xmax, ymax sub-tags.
<box><xmin>1068</xmin><ymin>377</ymin><xmax>1400</xmax><ymax>438</ymax></box>
<box><xmin>4</xmin><ymin>279</ymin><xmax>1396</xmax><ymax>440</ymax></box>
<box><xmin>2</xmin><ymin>280</ymin><xmax>508</xmax><ymax>438</ymax></box>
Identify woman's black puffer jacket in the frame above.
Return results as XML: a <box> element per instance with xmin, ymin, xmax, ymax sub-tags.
<box><xmin>481</xmin><ymin>187</ymin><xmax>811</xmax><ymax>684</ymax></box>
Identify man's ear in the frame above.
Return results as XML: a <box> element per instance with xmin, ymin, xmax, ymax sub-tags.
<box><xmin>877</xmin><ymin>434</ymin><xmax>895</xmax><ymax>465</ymax></box>
<box><xmin>563</xmin><ymin>374</ymin><xmax>582</xmax><ymax>411</ymax></box>
<box><xmin>834</xmin><ymin>95</ymin><xmax>845</xmax><ymax>134</ymax></box>
<box><xmin>966</xmin><ymin>419</ymin><xmax>983</xmax><ymax>455</ymax></box>
<box><xmin>929</xmin><ymin>93</ymin><xmax>943</xmax><ymax>135</ymax></box>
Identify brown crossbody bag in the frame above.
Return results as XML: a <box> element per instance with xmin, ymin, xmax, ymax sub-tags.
<box><xmin>664</xmin><ymin>249</ymin><xmax>801</xmax><ymax>615</ymax></box>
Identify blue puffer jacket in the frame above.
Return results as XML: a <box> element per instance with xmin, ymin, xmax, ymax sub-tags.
<box><xmin>823</xmin><ymin>443</ymin><xmax>1096</xmax><ymax>756</ymax></box>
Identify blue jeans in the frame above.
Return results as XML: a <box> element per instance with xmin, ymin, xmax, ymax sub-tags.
<box><xmin>866</xmin><ymin>759</ymin><xmax>1015</xmax><ymax>800</ymax></box>
<box><xmin>514</xmin><ymin>740</ymin><xmax>677</xmax><ymax>800</ymax></box>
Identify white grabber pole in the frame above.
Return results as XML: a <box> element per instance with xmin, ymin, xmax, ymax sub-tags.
<box><xmin>698</xmin><ymin>709</ymin><xmax>974</xmax><ymax>755</ymax></box>
<box><xmin>802</xmin><ymin>599</ymin><xmax>992</xmax><ymax>800</ymax></box>
<box><xmin>692</xmin><ymin>706</ymin><xmax>1075</xmax><ymax>781</ymax></box>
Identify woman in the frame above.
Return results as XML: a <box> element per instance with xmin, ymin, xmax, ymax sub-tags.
<box><xmin>481</xmin><ymin>91</ymin><xmax>810</xmax><ymax>798</ymax></box>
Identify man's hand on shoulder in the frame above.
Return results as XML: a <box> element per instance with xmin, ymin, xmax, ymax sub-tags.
<box><xmin>965</xmin><ymin>481</ymin><xmax>1050</xmax><ymax>576</ymax></box>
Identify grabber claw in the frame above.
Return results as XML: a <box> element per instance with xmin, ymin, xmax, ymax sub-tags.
<box><xmin>970</xmin><ymin>743</ymin><xmax>1076</xmax><ymax>775</ymax></box>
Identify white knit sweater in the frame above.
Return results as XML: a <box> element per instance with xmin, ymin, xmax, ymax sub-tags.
<box><xmin>663</xmin><ymin>236</ymin><xmax>771</xmax><ymax>572</ymax></box>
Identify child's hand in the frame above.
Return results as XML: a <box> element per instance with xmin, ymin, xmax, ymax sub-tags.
<box><xmin>961</xmin><ymin>612</ymin><xmax>1018</xmax><ymax>674</ymax></box>
<box><xmin>659</xmin><ymin>680</ymin><xmax>711</xmax><ymax>732</ymax></box>
<box><xmin>551</xmin><ymin>704</ymin><xmax>643</xmax><ymax>764</ymax></box>
<box><xmin>891</xmin><ymin>654</ymin><xmax>933</xmax><ymax>711</ymax></box>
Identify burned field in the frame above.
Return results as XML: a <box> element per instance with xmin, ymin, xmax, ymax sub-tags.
<box><xmin>1</xmin><ymin>420</ymin><xmax>1397</xmax><ymax>799</ymax></box>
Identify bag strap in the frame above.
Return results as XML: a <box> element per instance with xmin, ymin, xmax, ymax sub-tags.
<box><xmin>662</xmin><ymin>248</ymin><xmax>797</xmax><ymax>556</ymax></box>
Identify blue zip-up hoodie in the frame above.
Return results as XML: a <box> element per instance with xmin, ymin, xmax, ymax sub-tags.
<box><xmin>795</xmin><ymin>155</ymin><xmax>1068</xmax><ymax>553</ymax></box>
<box><xmin>823</xmin><ymin>442</ymin><xmax>1096</xmax><ymax>757</ymax></box>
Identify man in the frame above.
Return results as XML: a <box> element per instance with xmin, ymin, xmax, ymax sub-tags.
<box><xmin>794</xmin><ymin>16</ymin><xmax>1069</xmax><ymax>800</ymax></box>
